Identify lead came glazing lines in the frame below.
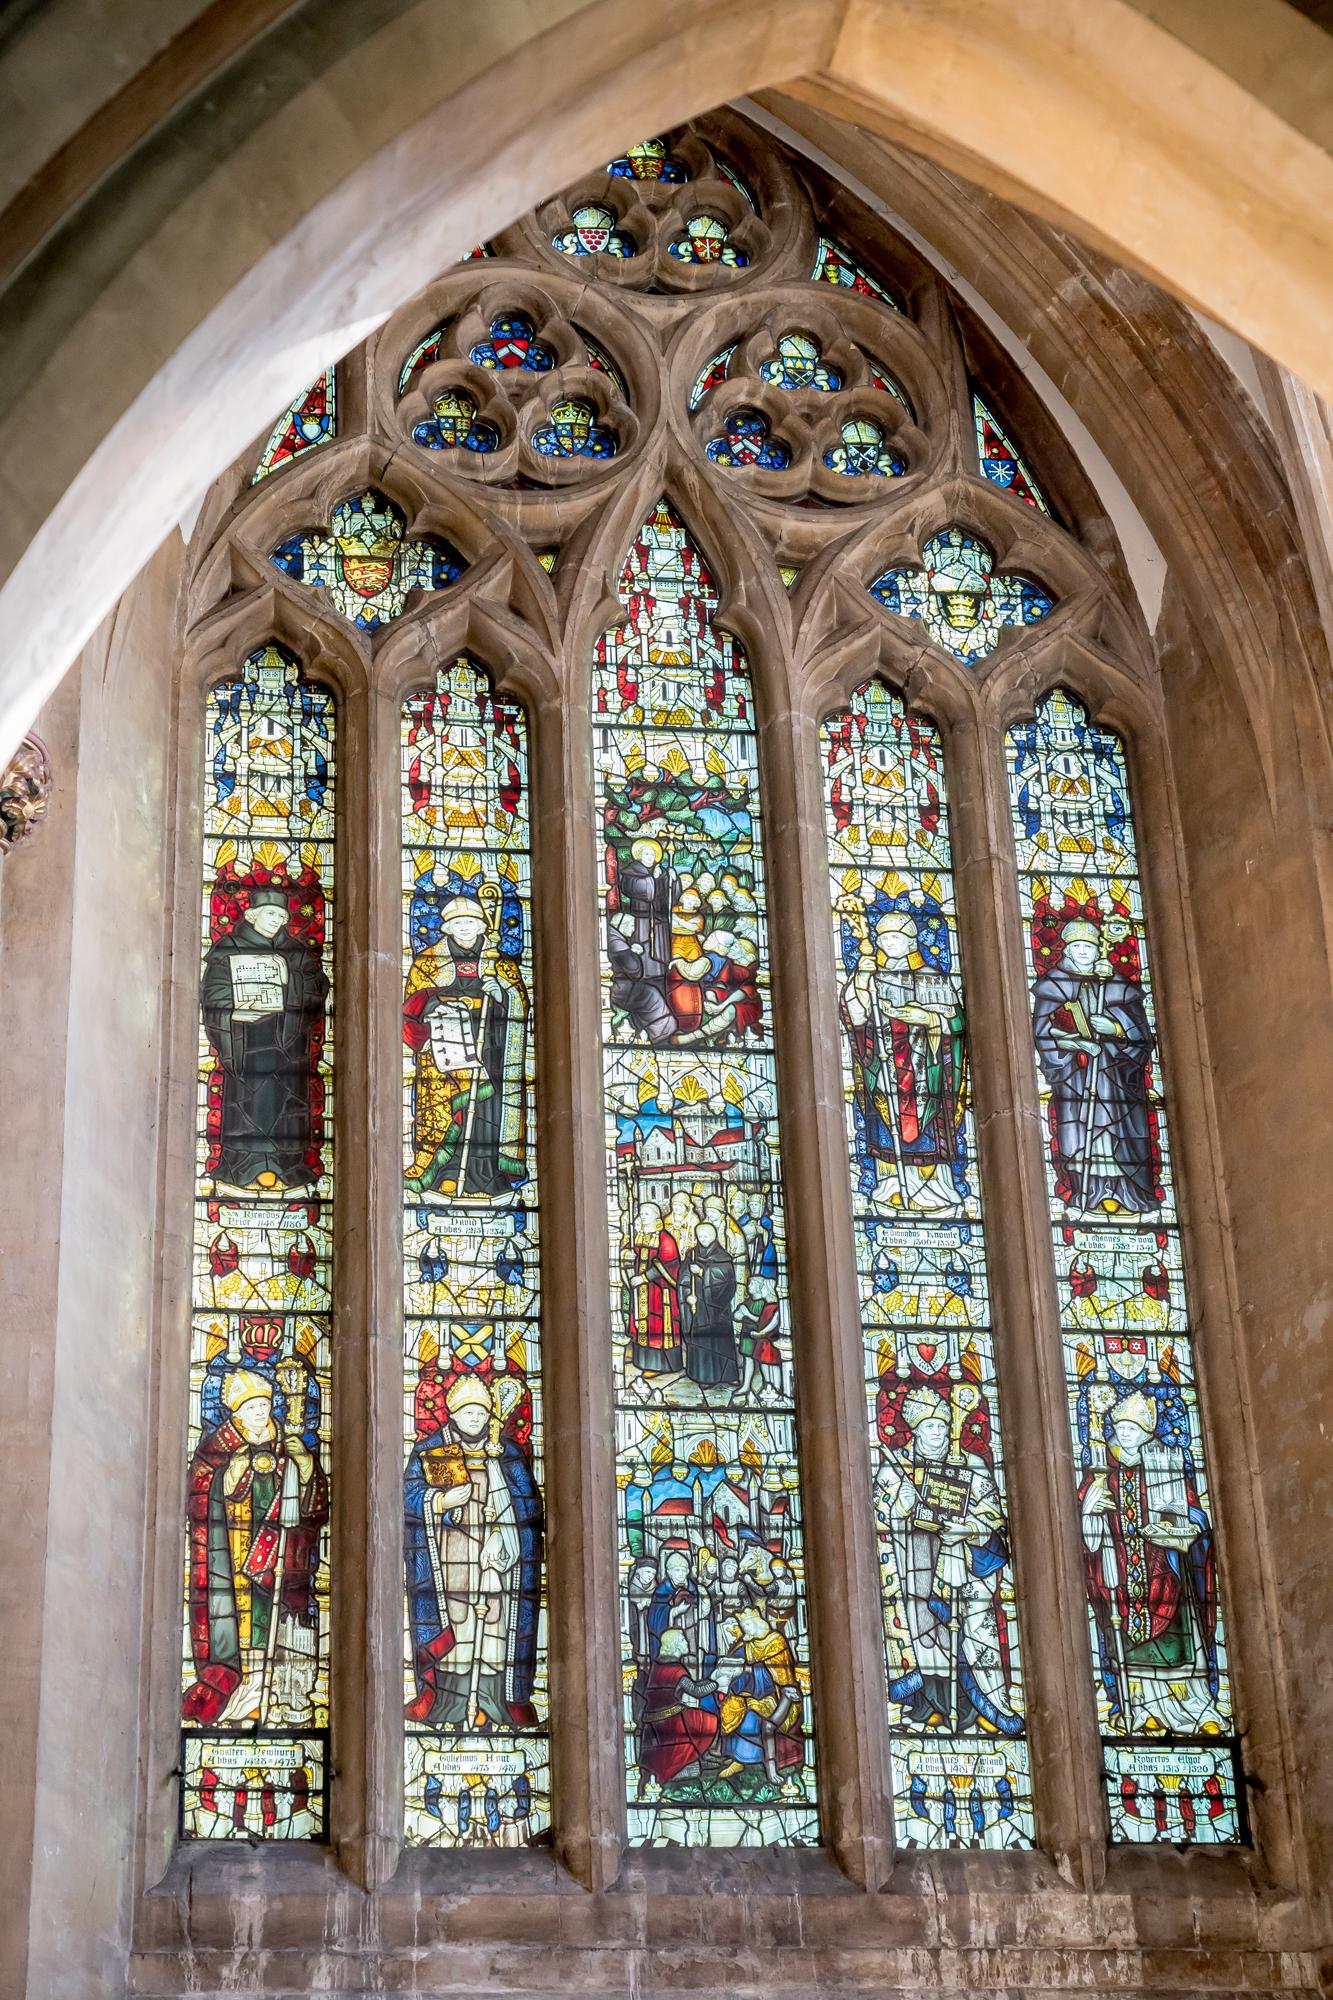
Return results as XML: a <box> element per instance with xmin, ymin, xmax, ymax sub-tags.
<box><xmin>1006</xmin><ymin>688</ymin><xmax>1243</xmax><ymax>1844</ymax></box>
<box><xmin>595</xmin><ymin>500</ymin><xmax>818</xmax><ymax>1847</ymax></box>
<box><xmin>821</xmin><ymin>680</ymin><xmax>1033</xmax><ymax>1850</ymax></box>
<box><xmin>181</xmin><ymin>644</ymin><xmax>334</xmax><ymax>1841</ymax></box>
<box><xmin>400</xmin><ymin>659</ymin><xmax>550</xmax><ymax>1849</ymax></box>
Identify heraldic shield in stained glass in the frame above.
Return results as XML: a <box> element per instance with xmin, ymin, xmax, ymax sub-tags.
<box><xmin>252</xmin><ymin>367</ymin><xmax>336</xmax><ymax>483</ymax></box>
<box><xmin>594</xmin><ymin>501</ymin><xmax>818</xmax><ymax>1848</ymax></box>
<box><xmin>822</xmin><ymin>681</ymin><xmax>1033</xmax><ymax>1849</ymax></box>
<box><xmin>401</xmin><ymin>659</ymin><xmax>549</xmax><ymax>1848</ymax></box>
<box><xmin>1007</xmin><ymin>688</ymin><xmax>1242</xmax><ymax>1843</ymax></box>
<box><xmin>182</xmin><ymin>643</ymin><xmax>334</xmax><ymax>1840</ymax></box>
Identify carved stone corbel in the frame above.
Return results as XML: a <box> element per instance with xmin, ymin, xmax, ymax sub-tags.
<box><xmin>0</xmin><ymin>732</ymin><xmax>51</xmax><ymax>852</ymax></box>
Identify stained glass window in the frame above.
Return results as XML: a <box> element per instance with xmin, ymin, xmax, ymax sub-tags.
<box><xmin>582</xmin><ymin>335</ymin><xmax>628</xmax><ymax>399</ymax></box>
<box><xmin>689</xmin><ymin>343</ymin><xmax>737</xmax><ymax>411</ymax></box>
<box><xmin>182</xmin><ymin>642</ymin><xmax>334</xmax><ymax>1840</ymax></box>
<box><xmin>1006</xmin><ymin>688</ymin><xmax>1242</xmax><ymax>1843</ymax></box>
<box><xmin>270</xmin><ymin>490</ymin><xmax>464</xmax><ymax>630</ymax></box>
<box><xmin>821</xmin><ymin>681</ymin><xmax>1032</xmax><ymax>1849</ymax></box>
<box><xmin>553</xmin><ymin>205</ymin><xmax>634</xmax><ymax>259</ymax></box>
<box><xmin>870</xmin><ymin>528</ymin><xmax>1052</xmax><ymax>663</ymax></box>
<box><xmin>469</xmin><ymin>314</ymin><xmax>556</xmax><ymax>373</ymax></box>
<box><xmin>759</xmin><ymin>333</ymin><xmax>841</xmax><ymax>392</ymax></box>
<box><xmin>413</xmin><ymin>389</ymin><xmax>500</xmax><ymax>456</ymax></box>
<box><xmin>705</xmin><ymin>410</ymin><xmax>790</xmax><ymax>470</ymax></box>
<box><xmin>823</xmin><ymin>418</ymin><xmax>906</xmax><ymax>479</ymax></box>
<box><xmin>401</xmin><ymin>658</ymin><xmax>548</xmax><ymax>1849</ymax></box>
<box><xmin>669</xmin><ymin>217</ymin><xmax>749</xmax><ymax>267</ymax></box>
<box><xmin>252</xmin><ymin>368</ymin><xmax>335</xmax><ymax>483</ymax></box>
<box><xmin>531</xmin><ymin>399</ymin><xmax>616</xmax><ymax>460</ymax></box>
<box><xmin>594</xmin><ymin>501</ymin><xmax>818</xmax><ymax>1847</ymax></box>
<box><xmin>974</xmin><ymin>396</ymin><xmax>1049</xmax><ymax>514</ymax></box>
<box><xmin>868</xmin><ymin>364</ymin><xmax>912</xmax><ymax>417</ymax></box>
<box><xmin>607</xmin><ymin>136</ymin><xmax>687</xmax><ymax>182</ymax></box>
<box><xmin>402</xmin><ymin>321</ymin><xmax>626</xmax><ymax>401</ymax></box>
<box><xmin>179</xmin><ymin>125</ymin><xmax>1263</xmax><ymax>1879</ymax></box>
<box><xmin>812</xmin><ymin>236</ymin><xmax>901</xmax><ymax>309</ymax></box>
<box><xmin>400</xmin><ymin>324</ymin><xmax>451</xmax><ymax>394</ymax></box>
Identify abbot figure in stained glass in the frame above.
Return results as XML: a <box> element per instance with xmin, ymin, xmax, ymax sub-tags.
<box><xmin>201</xmin><ymin>883</ymin><xmax>329</xmax><ymax>1191</ymax></box>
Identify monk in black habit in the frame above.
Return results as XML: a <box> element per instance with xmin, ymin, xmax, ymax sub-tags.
<box><xmin>201</xmin><ymin>886</ymin><xmax>329</xmax><ymax>1189</ymax></box>
<box><xmin>680</xmin><ymin>1222</ymin><xmax>740</xmax><ymax>1387</ymax></box>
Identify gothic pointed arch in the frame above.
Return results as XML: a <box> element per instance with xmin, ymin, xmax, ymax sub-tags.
<box><xmin>160</xmin><ymin>106</ymin><xmax>1259</xmax><ymax>1891</ymax></box>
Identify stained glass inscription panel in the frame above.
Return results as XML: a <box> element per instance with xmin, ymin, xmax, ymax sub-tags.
<box><xmin>1006</xmin><ymin>688</ymin><xmax>1241</xmax><ymax>1842</ymax></box>
<box><xmin>182</xmin><ymin>643</ymin><xmax>334</xmax><ymax>1839</ymax></box>
<box><xmin>595</xmin><ymin>502</ymin><xmax>817</xmax><ymax>1847</ymax></box>
<box><xmin>821</xmin><ymin>681</ymin><xmax>1032</xmax><ymax>1848</ymax></box>
<box><xmin>401</xmin><ymin>658</ymin><xmax>549</xmax><ymax>1848</ymax></box>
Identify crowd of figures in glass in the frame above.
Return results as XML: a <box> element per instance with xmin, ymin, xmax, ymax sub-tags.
<box><xmin>182</xmin><ymin>644</ymin><xmax>334</xmax><ymax>1839</ymax></box>
<box><xmin>595</xmin><ymin>502</ymin><xmax>817</xmax><ymax>1846</ymax></box>
<box><xmin>401</xmin><ymin>659</ymin><xmax>549</xmax><ymax>1847</ymax></box>
<box><xmin>1007</xmin><ymin>688</ymin><xmax>1241</xmax><ymax>1842</ymax></box>
<box><xmin>821</xmin><ymin>681</ymin><xmax>1032</xmax><ymax>1848</ymax></box>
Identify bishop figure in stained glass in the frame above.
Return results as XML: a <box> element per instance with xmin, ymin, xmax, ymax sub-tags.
<box><xmin>405</xmin><ymin>1373</ymin><xmax>543</xmax><ymax>1732</ymax></box>
<box><xmin>403</xmin><ymin>888</ymin><xmax>528</xmax><ymax>1199</ymax></box>
<box><xmin>182</xmin><ymin>1364</ymin><xmax>328</xmax><ymax>1729</ymax></box>
<box><xmin>872</xmin><ymin>1373</ymin><xmax>1020</xmax><ymax>1739</ymax></box>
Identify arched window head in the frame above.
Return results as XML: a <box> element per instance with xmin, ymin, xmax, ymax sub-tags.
<box><xmin>172</xmin><ymin>112</ymin><xmax>1250</xmax><ymax>1865</ymax></box>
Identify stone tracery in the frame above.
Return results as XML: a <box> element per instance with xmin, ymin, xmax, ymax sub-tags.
<box><xmin>173</xmin><ymin>107</ymin><xmax>1244</xmax><ymax>1869</ymax></box>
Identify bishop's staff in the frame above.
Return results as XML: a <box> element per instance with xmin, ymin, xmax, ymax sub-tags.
<box><xmin>257</xmin><ymin>1339</ymin><xmax>315</xmax><ymax>1724</ymax></box>
<box><xmin>1086</xmin><ymin>1379</ymin><xmax>1128</xmax><ymax>1724</ymax></box>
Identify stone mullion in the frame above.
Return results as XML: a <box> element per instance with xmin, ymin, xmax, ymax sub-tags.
<box><xmin>944</xmin><ymin>706</ymin><xmax>1106</xmax><ymax>1883</ymax></box>
<box><xmin>329</xmin><ymin>666</ymin><xmax>403</xmax><ymax>1888</ymax></box>
<box><xmin>761</xmin><ymin>685</ymin><xmax>894</xmax><ymax>1890</ymax></box>
<box><xmin>531</xmin><ymin>664</ymin><xmax>626</xmax><ymax>1891</ymax></box>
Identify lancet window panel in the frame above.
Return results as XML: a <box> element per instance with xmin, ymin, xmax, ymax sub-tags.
<box><xmin>181</xmin><ymin>643</ymin><xmax>335</xmax><ymax>1842</ymax></box>
<box><xmin>1005</xmin><ymin>687</ymin><xmax>1243</xmax><ymax>1844</ymax></box>
<box><xmin>594</xmin><ymin>501</ymin><xmax>817</xmax><ymax>1849</ymax></box>
<box><xmin>821</xmin><ymin>680</ymin><xmax>1032</xmax><ymax>1850</ymax></box>
<box><xmin>400</xmin><ymin>658</ymin><xmax>548</xmax><ymax>1850</ymax></box>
